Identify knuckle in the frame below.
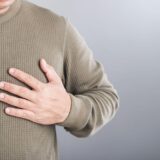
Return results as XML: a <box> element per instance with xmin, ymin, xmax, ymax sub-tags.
<box><xmin>34</xmin><ymin>95</ymin><xmax>40</xmax><ymax>103</ymax></box>
<box><xmin>23</xmin><ymin>75</ymin><xmax>30</xmax><ymax>82</ymax></box>
<box><xmin>37</xmin><ymin>82</ymin><xmax>45</xmax><ymax>91</ymax></box>
<box><xmin>2</xmin><ymin>94</ymin><xmax>8</xmax><ymax>101</ymax></box>
<box><xmin>31</xmin><ymin>92</ymin><xmax>38</xmax><ymax>101</ymax></box>
<box><xmin>35</xmin><ymin>116</ymin><xmax>43</xmax><ymax>123</ymax></box>
<box><xmin>19</xmin><ymin>87</ymin><xmax>28</xmax><ymax>94</ymax></box>
<box><xmin>31</xmin><ymin>93</ymin><xmax>39</xmax><ymax>103</ymax></box>
<box><xmin>16</xmin><ymin>110</ymin><xmax>21</xmax><ymax>116</ymax></box>
<box><xmin>28</xmin><ymin>74</ymin><xmax>33</xmax><ymax>80</ymax></box>
<box><xmin>4</xmin><ymin>83</ymin><xmax>12</xmax><ymax>90</ymax></box>
<box><xmin>17</xmin><ymin>99</ymin><xmax>24</xmax><ymax>107</ymax></box>
<box><xmin>35</xmin><ymin>94</ymin><xmax>43</xmax><ymax>104</ymax></box>
<box><xmin>22</xmin><ymin>111</ymin><xmax>27</xmax><ymax>117</ymax></box>
<box><xmin>13</xmin><ymin>110</ymin><xmax>19</xmax><ymax>116</ymax></box>
<box><xmin>17</xmin><ymin>110</ymin><xmax>23</xmax><ymax>117</ymax></box>
<box><xmin>36</xmin><ymin>83</ymin><xmax>41</xmax><ymax>90</ymax></box>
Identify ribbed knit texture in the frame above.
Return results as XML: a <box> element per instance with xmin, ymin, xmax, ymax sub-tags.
<box><xmin>0</xmin><ymin>0</ymin><xmax>120</xmax><ymax>159</ymax></box>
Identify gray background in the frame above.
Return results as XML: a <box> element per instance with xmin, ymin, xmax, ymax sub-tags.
<box><xmin>28</xmin><ymin>0</ymin><xmax>160</xmax><ymax>160</ymax></box>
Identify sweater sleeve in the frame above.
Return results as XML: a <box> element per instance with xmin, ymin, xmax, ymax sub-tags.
<box><xmin>58</xmin><ymin>18</ymin><xmax>120</xmax><ymax>137</ymax></box>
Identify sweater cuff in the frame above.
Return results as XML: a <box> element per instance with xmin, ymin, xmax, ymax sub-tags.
<box><xmin>58</xmin><ymin>93</ymin><xmax>92</xmax><ymax>131</ymax></box>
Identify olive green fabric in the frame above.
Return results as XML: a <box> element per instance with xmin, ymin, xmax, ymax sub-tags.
<box><xmin>0</xmin><ymin>0</ymin><xmax>120</xmax><ymax>159</ymax></box>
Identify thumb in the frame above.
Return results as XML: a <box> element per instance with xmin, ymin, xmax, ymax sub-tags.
<box><xmin>40</xmin><ymin>58</ymin><xmax>61</xmax><ymax>84</ymax></box>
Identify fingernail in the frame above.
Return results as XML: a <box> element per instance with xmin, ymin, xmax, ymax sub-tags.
<box><xmin>42</xmin><ymin>58</ymin><xmax>46</xmax><ymax>66</ymax></box>
<box><xmin>0</xmin><ymin>93</ymin><xmax>4</xmax><ymax>99</ymax></box>
<box><xmin>0</xmin><ymin>82</ymin><xmax>4</xmax><ymax>88</ymax></box>
<box><xmin>9</xmin><ymin>68</ymin><xmax>15</xmax><ymax>74</ymax></box>
<box><xmin>5</xmin><ymin>108</ymin><xmax>10</xmax><ymax>113</ymax></box>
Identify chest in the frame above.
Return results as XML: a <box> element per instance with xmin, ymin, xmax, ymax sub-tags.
<box><xmin>0</xmin><ymin>29</ymin><xmax>65</xmax><ymax>89</ymax></box>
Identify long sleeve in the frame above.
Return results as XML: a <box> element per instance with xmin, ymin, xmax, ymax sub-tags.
<box><xmin>58</xmin><ymin>18</ymin><xmax>120</xmax><ymax>137</ymax></box>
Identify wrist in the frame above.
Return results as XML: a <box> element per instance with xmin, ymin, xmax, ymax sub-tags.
<box><xmin>60</xmin><ymin>92</ymin><xmax>71</xmax><ymax>123</ymax></box>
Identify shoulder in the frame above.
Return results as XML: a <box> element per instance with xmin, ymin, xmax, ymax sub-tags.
<box><xmin>21</xmin><ymin>0</ymin><xmax>68</xmax><ymax>29</ymax></box>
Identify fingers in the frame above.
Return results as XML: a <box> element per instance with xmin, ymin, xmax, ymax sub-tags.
<box><xmin>0</xmin><ymin>93</ymin><xmax>35</xmax><ymax>111</ymax></box>
<box><xmin>5</xmin><ymin>107</ymin><xmax>35</xmax><ymax>121</ymax></box>
<box><xmin>0</xmin><ymin>81</ymin><xmax>36</xmax><ymax>102</ymax></box>
<box><xmin>40</xmin><ymin>58</ymin><xmax>62</xmax><ymax>84</ymax></box>
<box><xmin>8</xmin><ymin>68</ymin><xmax>44</xmax><ymax>91</ymax></box>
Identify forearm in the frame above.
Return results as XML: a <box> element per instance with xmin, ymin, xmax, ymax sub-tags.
<box><xmin>59</xmin><ymin>79</ymin><xmax>119</xmax><ymax>137</ymax></box>
<box><xmin>57</xmin><ymin>17</ymin><xmax>120</xmax><ymax>137</ymax></box>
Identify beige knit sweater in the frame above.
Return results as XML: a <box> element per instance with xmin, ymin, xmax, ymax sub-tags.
<box><xmin>0</xmin><ymin>0</ymin><xmax>120</xmax><ymax>159</ymax></box>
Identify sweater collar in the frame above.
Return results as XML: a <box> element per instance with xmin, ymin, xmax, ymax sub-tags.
<box><xmin>0</xmin><ymin>0</ymin><xmax>22</xmax><ymax>24</ymax></box>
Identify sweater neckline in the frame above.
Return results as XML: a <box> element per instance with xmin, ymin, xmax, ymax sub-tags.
<box><xmin>0</xmin><ymin>0</ymin><xmax>22</xmax><ymax>24</ymax></box>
